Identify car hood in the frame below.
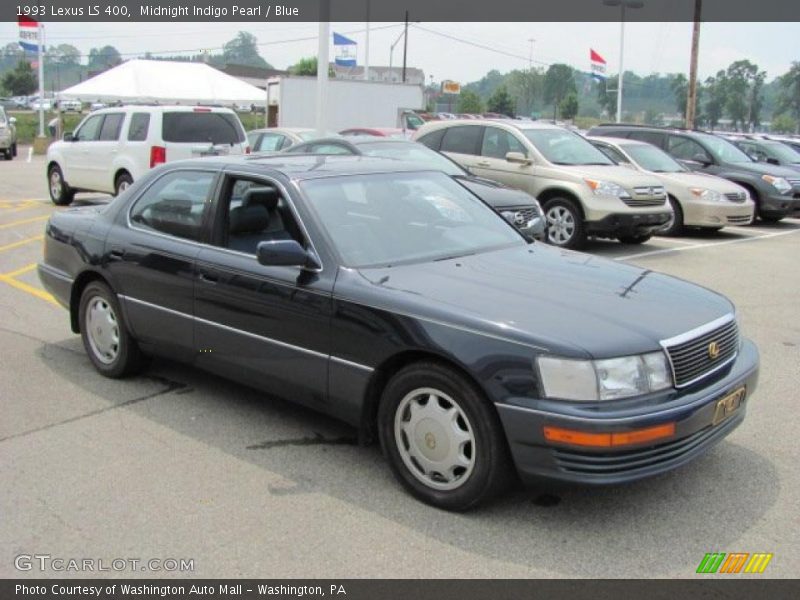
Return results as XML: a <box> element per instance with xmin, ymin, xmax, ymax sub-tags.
<box><xmin>458</xmin><ymin>177</ymin><xmax>539</xmax><ymax>209</ymax></box>
<box><xmin>339</xmin><ymin>244</ymin><xmax>734</xmax><ymax>359</ymax></box>
<box><xmin>557</xmin><ymin>164</ymin><xmax>663</xmax><ymax>189</ymax></box>
<box><xmin>720</xmin><ymin>160</ymin><xmax>799</xmax><ymax>178</ymax></box>
<box><xmin>652</xmin><ymin>171</ymin><xmax>748</xmax><ymax>194</ymax></box>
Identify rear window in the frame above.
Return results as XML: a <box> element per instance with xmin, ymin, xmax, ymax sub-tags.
<box><xmin>416</xmin><ymin>129</ymin><xmax>445</xmax><ymax>150</ymax></box>
<box><xmin>162</xmin><ymin>111</ymin><xmax>245</xmax><ymax>145</ymax></box>
<box><xmin>440</xmin><ymin>126</ymin><xmax>483</xmax><ymax>155</ymax></box>
<box><xmin>98</xmin><ymin>113</ymin><xmax>124</xmax><ymax>141</ymax></box>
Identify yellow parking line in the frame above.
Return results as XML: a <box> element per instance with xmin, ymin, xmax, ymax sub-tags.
<box><xmin>4</xmin><ymin>201</ymin><xmax>48</xmax><ymax>214</ymax></box>
<box><xmin>0</xmin><ymin>263</ymin><xmax>58</xmax><ymax>306</ymax></box>
<box><xmin>0</xmin><ymin>235</ymin><xmax>43</xmax><ymax>252</ymax></box>
<box><xmin>0</xmin><ymin>215</ymin><xmax>49</xmax><ymax>230</ymax></box>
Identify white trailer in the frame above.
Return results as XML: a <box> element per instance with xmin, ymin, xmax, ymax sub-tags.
<box><xmin>266</xmin><ymin>76</ymin><xmax>424</xmax><ymax>132</ymax></box>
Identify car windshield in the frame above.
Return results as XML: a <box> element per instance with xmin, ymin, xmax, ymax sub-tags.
<box><xmin>358</xmin><ymin>142</ymin><xmax>465</xmax><ymax>176</ymax></box>
<box><xmin>522</xmin><ymin>128</ymin><xmax>614</xmax><ymax>166</ymax></box>
<box><xmin>297</xmin><ymin>130</ymin><xmax>338</xmax><ymax>141</ymax></box>
<box><xmin>764</xmin><ymin>141</ymin><xmax>800</xmax><ymax>163</ymax></box>
<box><xmin>625</xmin><ymin>144</ymin><xmax>686</xmax><ymax>173</ymax></box>
<box><xmin>300</xmin><ymin>171</ymin><xmax>524</xmax><ymax>268</ymax></box>
<box><xmin>694</xmin><ymin>133</ymin><xmax>753</xmax><ymax>163</ymax></box>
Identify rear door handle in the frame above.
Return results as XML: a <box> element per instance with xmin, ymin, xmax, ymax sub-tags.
<box><xmin>198</xmin><ymin>272</ymin><xmax>218</xmax><ymax>284</ymax></box>
<box><xmin>108</xmin><ymin>248</ymin><xmax>125</xmax><ymax>261</ymax></box>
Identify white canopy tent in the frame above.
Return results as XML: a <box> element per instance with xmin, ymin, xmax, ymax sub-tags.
<box><xmin>58</xmin><ymin>59</ymin><xmax>267</xmax><ymax>107</ymax></box>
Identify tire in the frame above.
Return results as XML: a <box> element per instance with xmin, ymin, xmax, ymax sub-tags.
<box><xmin>378</xmin><ymin>362</ymin><xmax>513</xmax><ymax>511</ymax></box>
<box><xmin>11</xmin><ymin>142</ymin><xmax>17</xmax><ymax>157</ymax></box>
<box><xmin>3</xmin><ymin>149</ymin><xmax>10</xmax><ymax>161</ymax></box>
<box><xmin>759</xmin><ymin>213</ymin><xmax>784</xmax><ymax>223</ymax></box>
<box><xmin>618</xmin><ymin>234</ymin><xmax>652</xmax><ymax>244</ymax></box>
<box><xmin>543</xmin><ymin>197</ymin><xmax>586</xmax><ymax>249</ymax></box>
<box><xmin>659</xmin><ymin>196</ymin><xmax>684</xmax><ymax>236</ymax></box>
<box><xmin>114</xmin><ymin>171</ymin><xmax>133</xmax><ymax>196</ymax></box>
<box><xmin>78</xmin><ymin>281</ymin><xmax>144</xmax><ymax>378</ymax></box>
<box><xmin>48</xmin><ymin>165</ymin><xmax>75</xmax><ymax>206</ymax></box>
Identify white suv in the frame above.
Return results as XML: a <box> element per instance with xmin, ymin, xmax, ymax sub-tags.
<box><xmin>46</xmin><ymin>105</ymin><xmax>249</xmax><ymax>205</ymax></box>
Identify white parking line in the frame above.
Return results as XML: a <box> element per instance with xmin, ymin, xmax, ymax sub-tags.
<box><xmin>724</xmin><ymin>226</ymin><xmax>791</xmax><ymax>235</ymax></box>
<box><xmin>649</xmin><ymin>237</ymin><xmax>700</xmax><ymax>246</ymax></box>
<box><xmin>616</xmin><ymin>228</ymin><xmax>800</xmax><ymax>261</ymax></box>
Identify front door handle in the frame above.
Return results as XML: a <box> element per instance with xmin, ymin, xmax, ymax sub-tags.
<box><xmin>476</xmin><ymin>161</ymin><xmax>490</xmax><ymax>167</ymax></box>
<box><xmin>198</xmin><ymin>272</ymin><xmax>218</xmax><ymax>284</ymax></box>
<box><xmin>108</xmin><ymin>247</ymin><xmax>125</xmax><ymax>261</ymax></box>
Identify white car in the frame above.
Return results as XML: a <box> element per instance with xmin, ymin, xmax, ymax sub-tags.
<box><xmin>46</xmin><ymin>105</ymin><xmax>249</xmax><ymax>205</ymax></box>
<box><xmin>58</xmin><ymin>99</ymin><xmax>83</xmax><ymax>113</ymax></box>
<box><xmin>589</xmin><ymin>136</ymin><xmax>755</xmax><ymax>235</ymax></box>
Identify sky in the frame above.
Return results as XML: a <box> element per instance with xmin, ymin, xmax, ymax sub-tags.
<box><xmin>0</xmin><ymin>21</ymin><xmax>798</xmax><ymax>84</ymax></box>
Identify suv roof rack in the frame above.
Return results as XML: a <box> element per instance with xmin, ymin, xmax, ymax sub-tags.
<box><xmin>594</xmin><ymin>122</ymin><xmax>719</xmax><ymax>135</ymax></box>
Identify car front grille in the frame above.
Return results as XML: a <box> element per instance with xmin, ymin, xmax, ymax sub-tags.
<box><xmin>664</xmin><ymin>318</ymin><xmax>739</xmax><ymax>388</ymax></box>
<box><xmin>724</xmin><ymin>192</ymin><xmax>747</xmax><ymax>203</ymax></box>
<box><xmin>505</xmin><ymin>206</ymin><xmax>540</xmax><ymax>227</ymax></box>
<box><xmin>726</xmin><ymin>215</ymin><xmax>751</xmax><ymax>224</ymax></box>
<box><xmin>625</xmin><ymin>186</ymin><xmax>666</xmax><ymax>207</ymax></box>
<box><xmin>551</xmin><ymin>424</ymin><xmax>741</xmax><ymax>475</ymax></box>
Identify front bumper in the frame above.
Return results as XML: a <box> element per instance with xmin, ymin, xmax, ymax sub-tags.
<box><xmin>681</xmin><ymin>199</ymin><xmax>755</xmax><ymax>228</ymax></box>
<box><xmin>585</xmin><ymin>211</ymin><xmax>672</xmax><ymax>237</ymax></box>
<box><xmin>496</xmin><ymin>338</ymin><xmax>759</xmax><ymax>486</ymax></box>
<box><xmin>760</xmin><ymin>191</ymin><xmax>800</xmax><ymax>218</ymax></box>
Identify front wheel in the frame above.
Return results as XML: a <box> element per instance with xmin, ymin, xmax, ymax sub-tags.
<box><xmin>79</xmin><ymin>281</ymin><xmax>144</xmax><ymax>378</ymax></box>
<box><xmin>3</xmin><ymin>149</ymin><xmax>11</xmax><ymax>161</ymax></box>
<box><xmin>114</xmin><ymin>172</ymin><xmax>133</xmax><ymax>196</ymax></box>
<box><xmin>659</xmin><ymin>196</ymin><xmax>684</xmax><ymax>236</ymax></box>
<box><xmin>48</xmin><ymin>165</ymin><xmax>75</xmax><ymax>206</ymax></box>
<box><xmin>378</xmin><ymin>362</ymin><xmax>513</xmax><ymax>511</ymax></box>
<box><xmin>543</xmin><ymin>197</ymin><xmax>585</xmax><ymax>249</ymax></box>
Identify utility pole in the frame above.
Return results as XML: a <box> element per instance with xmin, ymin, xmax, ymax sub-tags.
<box><xmin>685</xmin><ymin>0</ymin><xmax>702</xmax><ymax>129</ymax></box>
<box><xmin>315</xmin><ymin>0</ymin><xmax>330</xmax><ymax>135</ymax></box>
<box><xmin>363</xmin><ymin>0</ymin><xmax>370</xmax><ymax>81</ymax></box>
<box><xmin>402</xmin><ymin>10</ymin><xmax>409</xmax><ymax>83</ymax></box>
<box><xmin>603</xmin><ymin>0</ymin><xmax>644</xmax><ymax>123</ymax></box>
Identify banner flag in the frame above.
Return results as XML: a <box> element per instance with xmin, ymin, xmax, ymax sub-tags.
<box><xmin>590</xmin><ymin>48</ymin><xmax>607</xmax><ymax>81</ymax></box>
<box><xmin>18</xmin><ymin>16</ymin><xmax>42</xmax><ymax>52</ymax></box>
<box><xmin>333</xmin><ymin>32</ymin><xmax>357</xmax><ymax>67</ymax></box>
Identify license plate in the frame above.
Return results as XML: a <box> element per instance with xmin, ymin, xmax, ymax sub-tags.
<box><xmin>712</xmin><ymin>387</ymin><xmax>745</xmax><ymax>426</ymax></box>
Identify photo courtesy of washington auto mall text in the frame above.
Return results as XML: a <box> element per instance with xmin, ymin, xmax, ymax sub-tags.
<box><xmin>1</xmin><ymin>0</ymin><xmax>799</xmax><ymax>599</ymax></box>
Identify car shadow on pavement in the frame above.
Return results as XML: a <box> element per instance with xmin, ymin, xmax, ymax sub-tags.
<box><xmin>36</xmin><ymin>333</ymin><xmax>780</xmax><ymax>578</ymax></box>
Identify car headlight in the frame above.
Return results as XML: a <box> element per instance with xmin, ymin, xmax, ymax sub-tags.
<box><xmin>762</xmin><ymin>175</ymin><xmax>792</xmax><ymax>194</ymax></box>
<box><xmin>689</xmin><ymin>187</ymin><xmax>724</xmax><ymax>202</ymax></box>
<box><xmin>536</xmin><ymin>351</ymin><xmax>672</xmax><ymax>401</ymax></box>
<box><xmin>584</xmin><ymin>179</ymin><xmax>631</xmax><ymax>199</ymax></box>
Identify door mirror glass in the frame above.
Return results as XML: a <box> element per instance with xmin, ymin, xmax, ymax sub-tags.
<box><xmin>256</xmin><ymin>240</ymin><xmax>319</xmax><ymax>270</ymax></box>
<box><xmin>692</xmin><ymin>152</ymin><xmax>712</xmax><ymax>166</ymax></box>
<box><xmin>766</xmin><ymin>157</ymin><xmax>779</xmax><ymax>165</ymax></box>
<box><xmin>505</xmin><ymin>151</ymin><xmax>531</xmax><ymax>165</ymax></box>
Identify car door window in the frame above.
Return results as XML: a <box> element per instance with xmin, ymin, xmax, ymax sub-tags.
<box><xmin>74</xmin><ymin>115</ymin><xmax>103</xmax><ymax>142</ymax></box>
<box><xmin>596</xmin><ymin>144</ymin><xmax>630</xmax><ymax>164</ymax></box>
<box><xmin>127</xmin><ymin>113</ymin><xmax>150</xmax><ymax>141</ymax></box>
<box><xmin>627</xmin><ymin>131</ymin><xmax>664</xmax><ymax>146</ymax></box>
<box><xmin>98</xmin><ymin>113</ymin><xmax>124</xmax><ymax>141</ymax></box>
<box><xmin>129</xmin><ymin>170</ymin><xmax>215</xmax><ymax>241</ymax></box>
<box><xmin>480</xmin><ymin>127</ymin><xmax>527</xmax><ymax>159</ymax></box>
<box><xmin>667</xmin><ymin>135</ymin><xmax>711</xmax><ymax>162</ymax></box>
<box><xmin>416</xmin><ymin>128</ymin><xmax>445</xmax><ymax>151</ymax></box>
<box><xmin>440</xmin><ymin>126</ymin><xmax>483</xmax><ymax>155</ymax></box>
<box><xmin>255</xmin><ymin>133</ymin><xmax>285</xmax><ymax>152</ymax></box>
<box><xmin>216</xmin><ymin>176</ymin><xmax>306</xmax><ymax>256</ymax></box>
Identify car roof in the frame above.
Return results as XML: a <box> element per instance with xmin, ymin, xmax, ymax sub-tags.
<box><xmin>89</xmin><ymin>105</ymin><xmax>236</xmax><ymax>114</ymax></box>
<box><xmin>588</xmin><ymin>135</ymin><xmax>649</xmax><ymax>147</ymax></box>
<box><xmin>419</xmin><ymin>118</ymin><xmax>563</xmax><ymax>132</ymax></box>
<box><xmin>188</xmin><ymin>154</ymin><xmax>444</xmax><ymax>181</ymax></box>
<box><xmin>250</xmin><ymin>127</ymin><xmax>315</xmax><ymax>134</ymax></box>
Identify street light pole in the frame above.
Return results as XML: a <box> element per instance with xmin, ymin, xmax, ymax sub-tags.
<box><xmin>603</xmin><ymin>0</ymin><xmax>643</xmax><ymax>123</ymax></box>
<box><xmin>388</xmin><ymin>28</ymin><xmax>405</xmax><ymax>83</ymax></box>
<box><xmin>685</xmin><ymin>0</ymin><xmax>702</xmax><ymax>129</ymax></box>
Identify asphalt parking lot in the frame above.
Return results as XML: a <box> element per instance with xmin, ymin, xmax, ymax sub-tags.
<box><xmin>1</xmin><ymin>149</ymin><xmax>798</xmax><ymax>579</ymax></box>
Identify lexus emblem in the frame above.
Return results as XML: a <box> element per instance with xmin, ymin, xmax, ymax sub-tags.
<box><xmin>708</xmin><ymin>341</ymin><xmax>720</xmax><ymax>360</ymax></box>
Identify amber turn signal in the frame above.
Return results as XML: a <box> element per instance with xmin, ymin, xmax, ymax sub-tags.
<box><xmin>543</xmin><ymin>423</ymin><xmax>676</xmax><ymax>448</ymax></box>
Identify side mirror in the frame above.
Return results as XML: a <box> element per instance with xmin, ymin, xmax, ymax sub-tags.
<box><xmin>63</xmin><ymin>132</ymin><xmax>74</xmax><ymax>142</ymax></box>
<box><xmin>8</xmin><ymin>117</ymin><xmax>16</xmax><ymax>125</ymax></box>
<box><xmin>505</xmin><ymin>151</ymin><xmax>531</xmax><ymax>165</ymax></box>
<box><xmin>256</xmin><ymin>240</ymin><xmax>320</xmax><ymax>270</ymax></box>
<box><xmin>766</xmin><ymin>157</ymin><xmax>779</xmax><ymax>166</ymax></box>
<box><xmin>692</xmin><ymin>153</ymin><xmax>712</xmax><ymax>166</ymax></box>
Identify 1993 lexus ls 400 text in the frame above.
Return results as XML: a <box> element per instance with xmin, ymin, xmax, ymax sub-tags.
<box><xmin>38</xmin><ymin>155</ymin><xmax>759</xmax><ymax>510</ymax></box>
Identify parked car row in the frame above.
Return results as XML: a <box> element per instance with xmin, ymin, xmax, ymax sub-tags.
<box><xmin>0</xmin><ymin>106</ymin><xmax>18</xmax><ymax>161</ymax></box>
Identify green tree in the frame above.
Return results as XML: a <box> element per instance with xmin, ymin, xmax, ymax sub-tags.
<box><xmin>770</xmin><ymin>113</ymin><xmax>797</xmax><ymax>134</ymax></box>
<box><xmin>777</xmin><ymin>62</ymin><xmax>800</xmax><ymax>133</ymax></box>
<box><xmin>222</xmin><ymin>32</ymin><xmax>271</xmax><ymax>68</ymax></box>
<box><xmin>670</xmin><ymin>73</ymin><xmax>688</xmax><ymax>117</ymax></box>
<box><xmin>51</xmin><ymin>44</ymin><xmax>81</xmax><ymax>66</ymax></box>
<box><xmin>543</xmin><ymin>63</ymin><xmax>576</xmax><ymax>120</ymax></box>
<box><xmin>507</xmin><ymin>69</ymin><xmax>542</xmax><ymax>117</ymax></box>
<box><xmin>702</xmin><ymin>71</ymin><xmax>727</xmax><ymax>130</ymax></box>
<box><xmin>724</xmin><ymin>60</ymin><xmax>764</xmax><ymax>131</ymax></box>
<box><xmin>643</xmin><ymin>107</ymin><xmax>663</xmax><ymax>126</ymax></box>
<box><xmin>1</xmin><ymin>59</ymin><xmax>37</xmax><ymax>95</ymax></box>
<box><xmin>456</xmin><ymin>89</ymin><xmax>483</xmax><ymax>114</ymax></box>
<box><xmin>596</xmin><ymin>75</ymin><xmax>617</xmax><ymax>119</ymax></box>
<box><xmin>559</xmin><ymin>92</ymin><xmax>579</xmax><ymax>120</ymax></box>
<box><xmin>487</xmin><ymin>85</ymin><xmax>515</xmax><ymax>116</ymax></box>
<box><xmin>288</xmin><ymin>56</ymin><xmax>333</xmax><ymax>77</ymax></box>
<box><xmin>88</xmin><ymin>45</ymin><xmax>122</xmax><ymax>70</ymax></box>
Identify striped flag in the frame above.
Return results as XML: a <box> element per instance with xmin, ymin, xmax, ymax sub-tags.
<box><xmin>590</xmin><ymin>49</ymin><xmax>607</xmax><ymax>81</ymax></box>
<box><xmin>18</xmin><ymin>16</ymin><xmax>43</xmax><ymax>53</ymax></box>
<box><xmin>333</xmin><ymin>32</ymin><xmax>357</xmax><ymax>67</ymax></box>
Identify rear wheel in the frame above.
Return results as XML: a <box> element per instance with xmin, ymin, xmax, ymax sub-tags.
<box><xmin>378</xmin><ymin>362</ymin><xmax>513</xmax><ymax>511</ymax></box>
<box><xmin>78</xmin><ymin>281</ymin><xmax>144</xmax><ymax>378</ymax></box>
<box><xmin>114</xmin><ymin>171</ymin><xmax>133</xmax><ymax>196</ymax></box>
<box><xmin>543</xmin><ymin>197</ymin><xmax>585</xmax><ymax>249</ymax></box>
<box><xmin>3</xmin><ymin>149</ymin><xmax>10</xmax><ymax>161</ymax></box>
<box><xmin>618</xmin><ymin>234</ymin><xmax>652</xmax><ymax>244</ymax></box>
<box><xmin>48</xmin><ymin>165</ymin><xmax>75</xmax><ymax>206</ymax></box>
<box><xmin>11</xmin><ymin>142</ymin><xmax>17</xmax><ymax>157</ymax></box>
<box><xmin>659</xmin><ymin>196</ymin><xmax>684</xmax><ymax>236</ymax></box>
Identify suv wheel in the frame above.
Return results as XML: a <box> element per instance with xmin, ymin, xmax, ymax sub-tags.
<box><xmin>659</xmin><ymin>196</ymin><xmax>684</xmax><ymax>236</ymax></box>
<box><xmin>544</xmin><ymin>197</ymin><xmax>585</xmax><ymax>249</ymax></box>
<box><xmin>115</xmin><ymin>172</ymin><xmax>133</xmax><ymax>196</ymax></box>
<box><xmin>11</xmin><ymin>142</ymin><xmax>17</xmax><ymax>157</ymax></box>
<box><xmin>378</xmin><ymin>362</ymin><xmax>513</xmax><ymax>511</ymax></box>
<box><xmin>48</xmin><ymin>165</ymin><xmax>75</xmax><ymax>206</ymax></box>
<box><xmin>3</xmin><ymin>148</ymin><xmax>11</xmax><ymax>161</ymax></box>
